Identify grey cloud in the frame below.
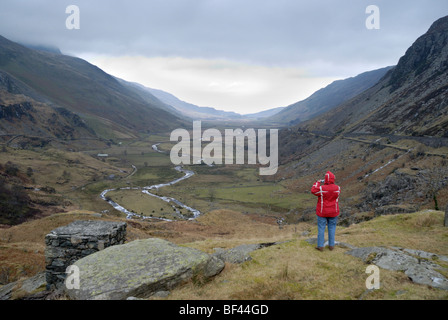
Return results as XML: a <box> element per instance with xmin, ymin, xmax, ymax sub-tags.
<box><xmin>0</xmin><ymin>0</ymin><xmax>447</xmax><ymax>76</ymax></box>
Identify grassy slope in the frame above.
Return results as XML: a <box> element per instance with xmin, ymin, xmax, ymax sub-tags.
<box><xmin>168</xmin><ymin>210</ymin><xmax>448</xmax><ymax>300</ymax></box>
<box><xmin>0</xmin><ymin>209</ymin><xmax>447</xmax><ymax>299</ymax></box>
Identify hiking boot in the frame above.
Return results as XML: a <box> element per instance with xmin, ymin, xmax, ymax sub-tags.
<box><xmin>329</xmin><ymin>246</ymin><xmax>334</xmax><ymax>251</ymax></box>
<box><xmin>315</xmin><ymin>247</ymin><xmax>324</xmax><ymax>252</ymax></box>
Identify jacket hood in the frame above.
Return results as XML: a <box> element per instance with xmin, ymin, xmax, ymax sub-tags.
<box><xmin>324</xmin><ymin>171</ymin><xmax>335</xmax><ymax>185</ymax></box>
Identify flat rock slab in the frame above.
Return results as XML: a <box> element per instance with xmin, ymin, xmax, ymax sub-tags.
<box><xmin>346</xmin><ymin>247</ymin><xmax>448</xmax><ymax>290</ymax></box>
<box><xmin>65</xmin><ymin>238</ymin><xmax>224</xmax><ymax>300</ymax></box>
<box><xmin>213</xmin><ymin>244</ymin><xmax>264</xmax><ymax>264</ymax></box>
<box><xmin>49</xmin><ymin>220</ymin><xmax>126</xmax><ymax>237</ymax></box>
<box><xmin>213</xmin><ymin>242</ymin><xmax>288</xmax><ymax>264</ymax></box>
<box><xmin>345</xmin><ymin>247</ymin><xmax>419</xmax><ymax>271</ymax></box>
<box><xmin>0</xmin><ymin>272</ymin><xmax>47</xmax><ymax>300</ymax></box>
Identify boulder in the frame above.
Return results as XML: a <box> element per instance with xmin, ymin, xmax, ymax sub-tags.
<box><xmin>65</xmin><ymin>238</ymin><xmax>224</xmax><ymax>300</ymax></box>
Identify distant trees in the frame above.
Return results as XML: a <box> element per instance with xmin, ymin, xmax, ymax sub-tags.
<box><xmin>0</xmin><ymin>177</ymin><xmax>39</xmax><ymax>225</ymax></box>
<box><xmin>208</xmin><ymin>189</ymin><xmax>216</xmax><ymax>203</ymax></box>
<box><xmin>444</xmin><ymin>204</ymin><xmax>448</xmax><ymax>227</ymax></box>
<box><xmin>4</xmin><ymin>161</ymin><xmax>19</xmax><ymax>176</ymax></box>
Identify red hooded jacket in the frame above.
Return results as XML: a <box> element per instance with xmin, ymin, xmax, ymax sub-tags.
<box><xmin>311</xmin><ymin>171</ymin><xmax>341</xmax><ymax>218</ymax></box>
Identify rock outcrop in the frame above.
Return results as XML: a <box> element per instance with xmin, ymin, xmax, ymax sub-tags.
<box><xmin>65</xmin><ymin>238</ymin><xmax>225</xmax><ymax>300</ymax></box>
<box><xmin>346</xmin><ymin>246</ymin><xmax>448</xmax><ymax>290</ymax></box>
<box><xmin>359</xmin><ymin>168</ymin><xmax>448</xmax><ymax>214</ymax></box>
<box><xmin>0</xmin><ymin>102</ymin><xmax>35</xmax><ymax>121</ymax></box>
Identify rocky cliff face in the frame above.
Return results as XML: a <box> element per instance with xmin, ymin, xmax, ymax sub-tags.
<box><xmin>389</xmin><ymin>16</ymin><xmax>448</xmax><ymax>92</ymax></box>
<box><xmin>358</xmin><ymin>166</ymin><xmax>448</xmax><ymax>214</ymax></box>
<box><xmin>0</xmin><ymin>90</ymin><xmax>97</xmax><ymax>142</ymax></box>
<box><xmin>0</xmin><ymin>102</ymin><xmax>34</xmax><ymax>121</ymax></box>
<box><xmin>364</xmin><ymin>15</ymin><xmax>448</xmax><ymax>137</ymax></box>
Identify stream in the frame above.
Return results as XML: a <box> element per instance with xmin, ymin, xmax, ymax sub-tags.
<box><xmin>100</xmin><ymin>144</ymin><xmax>201</xmax><ymax>221</ymax></box>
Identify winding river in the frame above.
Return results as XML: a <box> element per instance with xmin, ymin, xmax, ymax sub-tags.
<box><xmin>100</xmin><ymin>144</ymin><xmax>201</xmax><ymax>221</ymax></box>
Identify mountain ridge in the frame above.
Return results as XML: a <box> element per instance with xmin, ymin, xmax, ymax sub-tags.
<box><xmin>147</xmin><ymin>86</ymin><xmax>243</xmax><ymax>120</ymax></box>
<box><xmin>0</xmin><ymin>35</ymin><xmax>186</xmax><ymax>138</ymax></box>
<box><xmin>296</xmin><ymin>15</ymin><xmax>448</xmax><ymax>138</ymax></box>
<box><xmin>267</xmin><ymin>66</ymin><xmax>394</xmax><ymax>126</ymax></box>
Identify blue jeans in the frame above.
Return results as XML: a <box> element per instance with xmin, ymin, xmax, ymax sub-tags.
<box><xmin>317</xmin><ymin>216</ymin><xmax>338</xmax><ymax>248</ymax></box>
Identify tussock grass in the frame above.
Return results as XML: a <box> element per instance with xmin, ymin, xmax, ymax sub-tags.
<box><xmin>413</xmin><ymin>211</ymin><xmax>441</xmax><ymax>228</ymax></box>
<box><xmin>337</xmin><ymin>210</ymin><xmax>447</xmax><ymax>255</ymax></box>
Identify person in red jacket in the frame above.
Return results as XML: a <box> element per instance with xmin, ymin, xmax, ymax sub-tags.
<box><xmin>311</xmin><ymin>171</ymin><xmax>341</xmax><ymax>251</ymax></box>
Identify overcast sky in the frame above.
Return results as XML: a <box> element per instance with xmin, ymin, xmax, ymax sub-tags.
<box><xmin>1</xmin><ymin>1</ymin><xmax>447</xmax><ymax>114</ymax></box>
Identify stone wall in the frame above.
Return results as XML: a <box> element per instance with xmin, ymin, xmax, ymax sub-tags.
<box><xmin>45</xmin><ymin>220</ymin><xmax>126</xmax><ymax>290</ymax></box>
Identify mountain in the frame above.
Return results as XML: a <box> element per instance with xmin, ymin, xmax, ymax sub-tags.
<box><xmin>299</xmin><ymin>15</ymin><xmax>448</xmax><ymax>138</ymax></box>
<box><xmin>267</xmin><ymin>66</ymin><xmax>393</xmax><ymax>126</ymax></box>
<box><xmin>145</xmin><ymin>87</ymin><xmax>243</xmax><ymax>120</ymax></box>
<box><xmin>147</xmin><ymin>86</ymin><xmax>286</xmax><ymax>121</ymax></box>
<box><xmin>21</xmin><ymin>43</ymin><xmax>62</xmax><ymax>55</ymax></box>
<box><xmin>0</xmin><ymin>35</ymin><xmax>186</xmax><ymax>139</ymax></box>
<box><xmin>242</xmin><ymin>107</ymin><xmax>286</xmax><ymax>120</ymax></box>
<box><xmin>114</xmin><ymin>78</ymin><xmax>181</xmax><ymax>117</ymax></box>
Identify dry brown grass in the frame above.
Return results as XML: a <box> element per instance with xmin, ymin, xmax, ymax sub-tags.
<box><xmin>0</xmin><ymin>209</ymin><xmax>302</xmax><ymax>285</ymax></box>
<box><xmin>0</xmin><ymin>211</ymin><xmax>127</xmax><ymax>284</ymax></box>
<box><xmin>164</xmin><ymin>210</ymin><xmax>448</xmax><ymax>300</ymax></box>
<box><xmin>166</xmin><ymin>239</ymin><xmax>447</xmax><ymax>300</ymax></box>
